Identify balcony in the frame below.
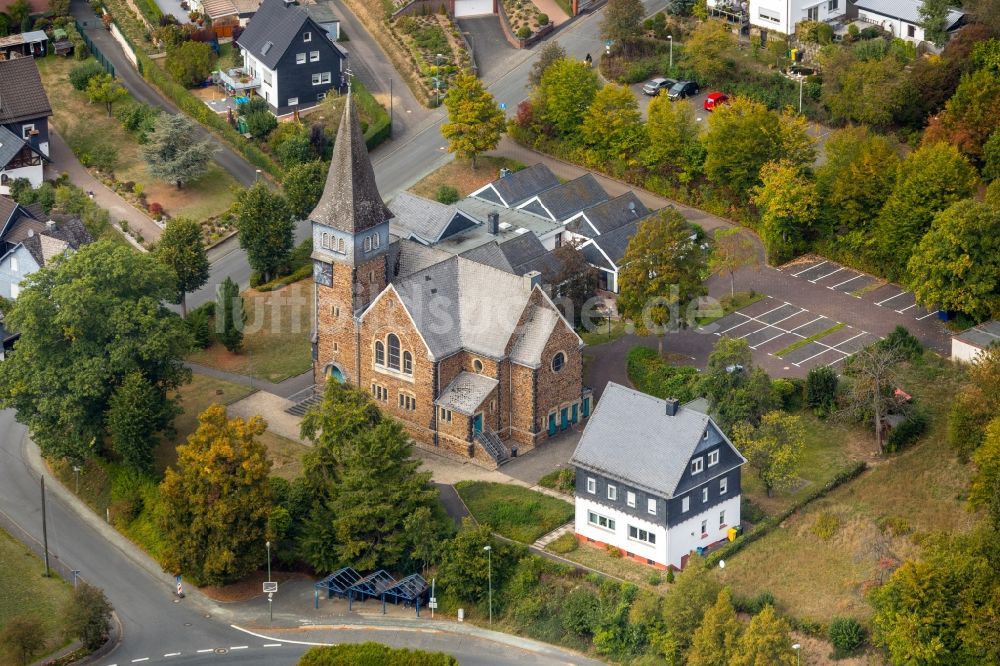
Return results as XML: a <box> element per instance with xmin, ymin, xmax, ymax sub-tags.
<box><xmin>215</xmin><ymin>67</ymin><xmax>260</xmax><ymax>93</ymax></box>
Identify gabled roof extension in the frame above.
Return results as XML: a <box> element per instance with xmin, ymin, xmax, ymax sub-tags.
<box><xmin>0</xmin><ymin>57</ymin><xmax>52</xmax><ymax>124</ymax></box>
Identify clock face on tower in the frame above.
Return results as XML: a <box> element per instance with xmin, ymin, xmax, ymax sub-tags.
<box><xmin>313</xmin><ymin>260</ymin><xmax>333</xmax><ymax>287</ymax></box>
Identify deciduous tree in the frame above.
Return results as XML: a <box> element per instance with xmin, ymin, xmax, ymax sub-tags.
<box><xmin>948</xmin><ymin>345</ymin><xmax>1000</xmax><ymax>458</ymax></box>
<box><xmin>906</xmin><ymin>200</ymin><xmax>1000</xmax><ymax>319</ymax></box>
<box><xmin>681</xmin><ymin>19</ymin><xmax>736</xmax><ymax>83</ymax></box>
<box><xmin>819</xmin><ymin>49</ymin><xmax>906</xmax><ymax>127</ymax></box>
<box><xmin>580</xmin><ymin>84</ymin><xmax>646</xmax><ymax>164</ymax></box>
<box><xmin>283</xmin><ymin>160</ymin><xmax>328</xmax><ymax>220</ymax></box>
<box><xmin>154</xmin><ymin>217</ymin><xmax>209</xmax><ymax>317</ymax></box>
<box><xmin>542</xmin><ymin>241</ymin><xmax>598</xmax><ymax>328</ymax></box>
<box><xmin>732</xmin><ymin>411</ymin><xmax>805</xmax><ymax>496</ymax></box>
<box><xmin>536</xmin><ymin>59</ymin><xmax>600</xmax><ymax>135</ymax></box>
<box><xmin>141</xmin><ymin>114</ymin><xmax>215</xmax><ymax>188</ymax></box>
<box><xmin>64</xmin><ymin>584</ymin><xmax>113</xmax><ymax>651</ymax></box>
<box><xmin>159</xmin><ymin>405</ymin><xmax>272</xmax><ymax>586</ymax></box>
<box><xmin>600</xmin><ymin>0</ymin><xmax>644</xmax><ymax>48</ymax></box>
<box><xmin>441</xmin><ymin>74</ymin><xmax>506</xmax><ymax>168</ymax></box>
<box><xmin>436</xmin><ymin>520</ymin><xmax>522</xmax><ymax>604</ymax></box>
<box><xmin>920</xmin><ymin>0</ymin><xmax>953</xmax><ymax>47</ymax></box>
<box><xmin>730</xmin><ymin>605</ymin><xmax>797</xmax><ymax>666</ymax></box>
<box><xmin>166</xmin><ymin>40</ymin><xmax>217</xmax><ymax>87</ymax></box>
<box><xmin>529</xmin><ymin>42</ymin><xmax>567</xmax><ymax>88</ymax></box>
<box><xmin>617</xmin><ymin>209</ymin><xmax>707</xmax><ymax>355</ymax></box>
<box><xmin>107</xmin><ymin>371</ymin><xmax>176</xmax><ymax>473</ymax></box>
<box><xmin>233</xmin><ymin>182</ymin><xmax>294</xmax><ymax>283</ymax></box>
<box><xmin>752</xmin><ymin>160</ymin><xmax>819</xmax><ymax>264</ymax></box>
<box><xmin>642</xmin><ymin>96</ymin><xmax>704</xmax><ymax>181</ymax></box>
<box><xmin>922</xmin><ymin>69</ymin><xmax>1000</xmax><ymax>163</ymax></box>
<box><xmin>658</xmin><ymin>553</ymin><xmax>720</xmax><ymax>657</ymax></box>
<box><xmin>1</xmin><ymin>616</ymin><xmax>45</xmax><ymax>666</ymax></box>
<box><xmin>839</xmin><ymin>342</ymin><xmax>906</xmax><ymax>454</ymax></box>
<box><xmin>969</xmin><ymin>417</ymin><xmax>1000</xmax><ymax>529</ymax></box>
<box><xmin>0</xmin><ymin>242</ymin><xmax>191</xmax><ymax>463</ymax></box>
<box><xmin>86</xmin><ymin>72</ymin><xmax>128</xmax><ymax>118</ymax></box>
<box><xmin>701</xmin><ymin>337</ymin><xmax>777</xmax><ymax>430</ymax></box>
<box><xmin>688</xmin><ymin>588</ymin><xmax>742</xmax><ymax>666</ymax></box>
<box><xmin>709</xmin><ymin>228</ymin><xmax>758</xmax><ymax>296</ymax></box>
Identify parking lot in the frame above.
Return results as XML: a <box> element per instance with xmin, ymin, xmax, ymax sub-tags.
<box><xmin>629</xmin><ymin>83</ymin><xmax>714</xmax><ymax>122</ymax></box>
<box><xmin>779</xmin><ymin>256</ymin><xmax>939</xmax><ymax>322</ymax></box>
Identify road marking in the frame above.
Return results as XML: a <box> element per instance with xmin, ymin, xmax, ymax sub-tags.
<box><xmin>791</xmin><ymin>260</ymin><xmax>826</xmax><ymax>277</ymax></box>
<box><xmin>230</xmin><ymin>646</ymin><xmax>249</xmax><ymax>650</ymax></box>
<box><xmin>716</xmin><ymin>314</ymin><xmax>754</xmax><ymax>336</ymax></box>
<box><xmin>786</xmin><ymin>316</ymin><xmax>824</xmax><ymax>333</ymax></box>
<box><xmin>810</xmin><ymin>267</ymin><xmax>843</xmax><ymax>282</ymax></box>
<box><xmin>896</xmin><ymin>304</ymin><xmax>917</xmax><ymax>313</ymax></box>
<box><xmin>231</xmin><ymin>625</ymin><xmax>330</xmax><ymax>647</ymax></box>
<box><xmin>196</xmin><ymin>649</ymin><xmax>214</xmax><ymax>653</ymax></box>
<box><xmin>164</xmin><ymin>653</ymin><xmax>181</xmax><ymax>658</ymax></box>
<box><xmin>263</xmin><ymin>643</ymin><xmax>283</xmax><ymax>647</ymax></box>
<box><xmin>915</xmin><ymin>310</ymin><xmax>938</xmax><ymax>321</ymax></box>
<box><xmin>831</xmin><ymin>332</ymin><xmax>866</xmax><ymax>350</ymax></box>
<box><xmin>876</xmin><ymin>290</ymin><xmax>909</xmax><ymax>305</ymax></box>
<box><xmin>767</xmin><ymin>308</ymin><xmax>808</xmax><ymax>327</ymax></box>
<box><xmin>750</xmin><ymin>331</ymin><xmax>787</xmax><ymax>349</ymax></box>
<box><xmin>741</xmin><ymin>301</ymin><xmax>789</xmax><ymax>322</ymax></box>
<box><xmin>737</xmin><ymin>324</ymin><xmax>773</xmax><ymax>340</ymax></box>
<box><xmin>829</xmin><ymin>274</ymin><xmax>864</xmax><ymax>289</ymax></box>
<box><xmin>793</xmin><ymin>347</ymin><xmax>843</xmax><ymax>367</ymax></box>
<box><xmin>131</xmin><ymin>660</ymin><xmax>149</xmax><ymax>663</ymax></box>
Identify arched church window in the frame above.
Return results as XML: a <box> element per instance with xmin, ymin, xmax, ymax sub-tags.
<box><xmin>388</xmin><ymin>334</ymin><xmax>401</xmax><ymax>370</ymax></box>
<box><xmin>375</xmin><ymin>340</ymin><xmax>385</xmax><ymax>365</ymax></box>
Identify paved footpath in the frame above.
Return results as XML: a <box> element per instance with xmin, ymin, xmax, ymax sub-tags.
<box><xmin>47</xmin><ymin>128</ymin><xmax>162</xmax><ymax>245</ymax></box>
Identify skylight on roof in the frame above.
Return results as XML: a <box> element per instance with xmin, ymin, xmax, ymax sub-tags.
<box><xmin>498</xmin><ymin>222</ymin><xmax>512</xmax><ymax>230</ymax></box>
<box><xmin>262</xmin><ymin>41</ymin><xmax>273</xmax><ymax>55</ymax></box>
<box><xmin>515</xmin><ymin>228</ymin><xmax>529</xmax><ymax>234</ymax></box>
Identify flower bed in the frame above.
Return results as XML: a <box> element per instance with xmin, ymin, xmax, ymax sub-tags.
<box><xmin>391</xmin><ymin>14</ymin><xmax>472</xmax><ymax>105</ymax></box>
<box><xmin>501</xmin><ymin>0</ymin><xmax>547</xmax><ymax>39</ymax></box>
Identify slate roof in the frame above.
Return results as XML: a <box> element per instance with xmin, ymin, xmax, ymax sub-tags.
<box><xmin>954</xmin><ymin>320</ymin><xmax>1000</xmax><ymax>351</ymax></box>
<box><xmin>390</xmin><ymin>238</ymin><xmax>455</xmax><ymax>279</ymax></box>
<box><xmin>520</xmin><ymin>174</ymin><xmax>609</xmax><ymax>221</ymax></box>
<box><xmin>0</xmin><ymin>196</ymin><xmax>17</xmax><ymax>230</ymax></box>
<box><xmin>237</xmin><ymin>0</ymin><xmax>317</xmax><ymax>69</ymax></box>
<box><xmin>0</xmin><ymin>57</ymin><xmax>52</xmax><ymax>124</ymax></box>
<box><xmin>458</xmin><ymin>242</ymin><xmax>515</xmax><ymax>273</ymax></box>
<box><xmin>473</xmin><ymin>164</ymin><xmax>560</xmax><ymax>207</ymax></box>
<box><xmin>435</xmin><ymin>371</ymin><xmax>498</xmax><ymax>415</ymax></box>
<box><xmin>510</xmin><ymin>305</ymin><xmax>559</xmax><ymax>367</ymax></box>
<box><xmin>570</xmin><ymin>382</ymin><xmax>741</xmax><ymax>498</ymax></box>
<box><xmin>566</xmin><ymin>192</ymin><xmax>649</xmax><ymax>238</ymax></box>
<box><xmin>586</xmin><ymin>218</ymin><xmax>641</xmax><ymax>267</ymax></box>
<box><xmin>0</xmin><ymin>125</ymin><xmax>25</xmax><ymax>169</ymax></box>
<box><xmin>309</xmin><ymin>93</ymin><xmax>393</xmax><ymax>235</ymax></box>
<box><xmin>854</xmin><ymin>0</ymin><xmax>964</xmax><ymax>28</ymax></box>
<box><xmin>389</xmin><ymin>192</ymin><xmax>473</xmax><ymax>243</ymax></box>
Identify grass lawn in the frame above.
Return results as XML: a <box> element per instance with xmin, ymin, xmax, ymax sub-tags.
<box><xmin>36</xmin><ymin>55</ymin><xmax>238</xmax><ymax>223</ymax></box>
<box><xmin>555</xmin><ymin>538</ymin><xmax>664</xmax><ymax>588</ymax></box>
<box><xmin>698</xmin><ymin>290</ymin><xmax>764</xmax><ymax>326</ymax></box>
<box><xmin>0</xmin><ymin>528</ymin><xmax>74</xmax><ymax>664</ymax></box>
<box><xmin>455</xmin><ymin>481</ymin><xmax>574</xmax><ymax>544</ymax></box>
<box><xmin>409</xmin><ymin>157</ymin><xmax>525</xmax><ymax>200</ymax></box>
<box><xmin>578</xmin><ymin>319</ymin><xmax>631</xmax><ymax>347</ymax></box>
<box><xmin>260</xmin><ymin>431</ymin><xmax>309</xmax><ymax>481</ymax></box>
<box><xmin>188</xmin><ymin>280</ymin><xmax>314</xmax><ymax>383</ymax></box>
<box><xmin>713</xmin><ymin>354</ymin><xmax>981</xmax><ymax>624</ymax></box>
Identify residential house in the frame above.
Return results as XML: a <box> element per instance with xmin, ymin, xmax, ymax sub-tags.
<box><xmin>952</xmin><ymin>320</ymin><xmax>1000</xmax><ymax>363</ymax></box>
<box><xmin>0</xmin><ymin>57</ymin><xmax>51</xmax><ymax>194</ymax></box>
<box><xmin>563</xmin><ymin>192</ymin><xmax>650</xmax><ymax>293</ymax></box>
<box><xmin>855</xmin><ymin>0</ymin><xmax>965</xmax><ymax>44</ymax></box>
<box><xmin>235</xmin><ymin>0</ymin><xmax>347</xmax><ymax>115</ymax></box>
<box><xmin>0</xmin><ymin>196</ymin><xmax>93</xmax><ymax>299</ymax></box>
<box><xmin>310</xmin><ymin>94</ymin><xmax>591</xmax><ymax>468</ymax></box>
<box><xmin>710</xmin><ymin>0</ymin><xmax>847</xmax><ymax>36</ymax></box>
<box><xmin>571</xmin><ymin>383</ymin><xmax>746</xmax><ymax>570</ymax></box>
<box><xmin>200</xmin><ymin>0</ymin><xmax>261</xmax><ymax>25</ymax></box>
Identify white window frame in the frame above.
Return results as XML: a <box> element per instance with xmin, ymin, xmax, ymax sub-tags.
<box><xmin>9</xmin><ymin>256</ymin><xmax>17</xmax><ymax>273</ymax></box>
<box><xmin>700</xmin><ymin>519</ymin><xmax>707</xmax><ymax>536</ymax></box>
<box><xmin>647</xmin><ymin>498</ymin><xmax>657</xmax><ymax>515</ymax></box>
<box><xmin>21</xmin><ymin>124</ymin><xmax>34</xmax><ymax>139</ymax></box>
<box><xmin>626</xmin><ymin>491</ymin><xmax>636</xmax><ymax>508</ymax></box>
<box><xmin>312</xmin><ymin>71</ymin><xmax>332</xmax><ymax>85</ymax></box>
<box><xmin>720</xmin><ymin>510</ymin><xmax>726</xmax><ymax>527</ymax></box>
<box><xmin>586</xmin><ymin>477</ymin><xmax>596</xmax><ymax>494</ymax></box>
<box><xmin>628</xmin><ymin>525</ymin><xmax>656</xmax><ymax>545</ymax></box>
<box><xmin>303</xmin><ymin>31</ymin><xmax>312</xmax><ymax>42</ymax></box>
<box><xmin>296</xmin><ymin>52</ymin><xmax>306</xmax><ymax>64</ymax></box>
<box><xmin>691</xmin><ymin>457</ymin><xmax>704</xmax><ymax>474</ymax></box>
<box><xmin>720</xmin><ymin>477</ymin><xmax>728</xmax><ymax>495</ymax></box>
<box><xmin>708</xmin><ymin>449</ymin><xmax>719</xmax><ymax>467</ymax></box>
<box><xmin>702</xmin><ymin>487</ymin><xmax>709</xmax><ymax>503</ymax></box>
<box><xmin>309</xmin><ymin>50</ymin><xmax>320</xmax><ymax>62</ymax></box>
<box><xmin>588</xmin><ymin>510</ymin><xmax>615</xmax><ymax>532</ymax></box>
<box><xmin>607</xmin><ymin>484</ymin><xmax>617</xmax><ymax>501</ymax></box>
<box><xmin>681</xmin><ymin>496</ymin><xmax>689</xmax><ymax>512</ymax></box>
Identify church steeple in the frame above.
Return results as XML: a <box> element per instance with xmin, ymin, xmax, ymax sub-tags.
<box><xmin>309</xmin><ymin>93</ymin><xmax>393</xmax><ymax>234</ymax></box>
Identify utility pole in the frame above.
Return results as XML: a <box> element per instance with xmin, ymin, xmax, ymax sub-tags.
<box><xmin>72</xmin><ymin>570</ymin><xmax>80</xmax><ymax>588</ymax></box>
<box><xmin>483</xmin><ymin>545</ymin><xmax>492</xmax><ymax>625</ymax></box>
<box><xmin>41</xmin><ymin>476</ymin><xmax>50</xmax><ymax>577</ymax></box>
<box><xmin>389</xmin><ymin>78</ymin><xmax>393</xmax><ymax>139</ymax></box>
<box><xmin>73</xmin><ymin>465</ymin><xmax>81</xmax><ymax>494</ymax></box>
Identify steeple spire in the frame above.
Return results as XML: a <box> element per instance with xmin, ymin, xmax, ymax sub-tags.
<box><xmin>309</xmin><ymin>93</ymin><xmax>393</xmax><ymax>233</ymax></box>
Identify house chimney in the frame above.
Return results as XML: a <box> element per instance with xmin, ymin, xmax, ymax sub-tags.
<box><xmin>45</xmin><ymin>220</ymin><xmax>56</xmax><ymax>231</ymax></box>
<box><xmin>499</xmin><ymin>167</ymin><xmax>511</xmax><ymax>178</ymax></box>
<box><xmin>524</xmin><ymin>270</ymin><xmax>542</xmax><ymax>289</ymax></box>
<box><xmin>487</xmin><ymin>210</ymin><xmax>499</xmax><ymax>235</ymax></box>
<box><xmin>665</xmin><ymin>397</ymin><xmax>679</xmax><ymax>416</ymax></box>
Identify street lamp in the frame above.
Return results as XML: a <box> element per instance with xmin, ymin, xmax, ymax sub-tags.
<box><xmin>72</xmin><ymin>465</ymin><xmax>81</xmax><ymax>494</ymax></box>
<box><xmin>255</xmin><ymin>168</ymin><xmax>261</xmax><ymax>183</ymax></box>
<box><xmin>483</xmin><ymin>545</ymin><xmax>492</xmax><ymax>625</ymax></box>
<box><xmin>71</xmin><ymin>570</ymin><xmax>80</xmax><ymax>588</ymax></box>
<box><xmin>266</xmin><ymin>540</ymin><xmax>272</xmax><ymax>622</ymax></box>
<box><xmin>667</xmin><ymin>35</ymin><xmax>673</xmax><ymax>71</ymax></box>
<box><xmin>792</xmin><ymin>643</ymin><xmax>801</xmax><ymax>666</ymax></box>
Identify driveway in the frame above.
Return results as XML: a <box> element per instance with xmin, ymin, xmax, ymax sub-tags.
<box><xmin>458</xmin><ymin>15</ymin><xmax>519</xmax><ymax>84</ymax></box>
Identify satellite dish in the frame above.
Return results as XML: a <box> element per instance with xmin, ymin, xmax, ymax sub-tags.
<box><xmin>719</xmin><ymin>560</ymin><xmax>726</xmax><ymax>569</ymax></box>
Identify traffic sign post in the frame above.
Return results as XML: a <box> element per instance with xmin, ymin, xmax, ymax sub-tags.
<box><xmin>499</xmin><ymin>102</ymin><xmax>507</xmax><ymax>111</ymax></box>
<box><xmin>268</xmin><ymin>592</ymin><xmax>273</xmax><ymax>622</ymax></box>
<box><xmin>175</xmin><ymin>575</ymin><xmax>184</xmax><ymax>598</ymax></box>
<box><xmin>263</xmin><ymin>581</ymin><xmax>278</xmax><ymax>593</ymax></box>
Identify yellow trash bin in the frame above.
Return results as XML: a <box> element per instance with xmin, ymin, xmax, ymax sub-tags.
<box><xmin>727</xmin><ymin>527</ymin><xmax>738</xmax><ymax>542</ymax></box>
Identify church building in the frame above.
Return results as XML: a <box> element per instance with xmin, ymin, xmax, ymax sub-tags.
<box><xmin>309</xmin><ymin>95</ymin><xmax>591</xmax><ymax>467</ymax></box>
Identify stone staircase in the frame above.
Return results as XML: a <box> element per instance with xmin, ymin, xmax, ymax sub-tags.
<box><xmin>533</xmin><ymin>522</ymin><xmax>575</xmax><ymax>550</ymax></box>
<box><xmin>475</xmin><ymin>423</ymin><xmax>508</xmax><ymax>465</ymax></box>
<box><xmin>285</xmin><ymin>386</ymin><xmax>321</xmax><ymax>416</ymax></box>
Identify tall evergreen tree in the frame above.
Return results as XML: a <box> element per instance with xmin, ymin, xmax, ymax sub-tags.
<box><xmin>141</xmin><ymin>114</ymin><xmax>215</xmax><ymax>188</ymax></box>
<box><xmin>217</xmin><ymin>276</ymin><xmax>245</xmax><ymax>353</ymax></box>
<box><xmin>688</xmin><ymin>588</ymin><xmax>742</xmax><ymax>666</ymax></box>
<box><xmin>107</xmin><ymin>371</ymin><xmax>176</xmax><ymax>473</ymax></box>
<box><xmin>154</xmin><ymin>217</ymin><xmax>209</xmax><ymax>317</ymax></box>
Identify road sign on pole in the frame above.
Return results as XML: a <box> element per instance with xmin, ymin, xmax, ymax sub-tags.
<box><xmin>499</xmin><ymin>102</ymin><xmax>507</xmax><ymax>111</ymax></box>
<box><xmin>175</xmin><ymin>575</ymin><xmax>184</xmax><ymax>597</ymax></box>
<box><xmin>263</xmin><ymin>581</ymin><xmax>278</xmax><ymax>593</ymax></box>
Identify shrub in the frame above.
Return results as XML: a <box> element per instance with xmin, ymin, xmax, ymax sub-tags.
<box><xmin>666</xmin><ymin>569</ymin><xmax>675</xmax><ymax>583</ymax></box>
<box><xmin>828</xmin><ymin>617</ymin><xmax>866</xmax><ymax>658</ymax></box>
<box><xmin>245</xmin><ymin>110</ymin><xmax>277</xmax><ymax>139</ymax></box>
<box><xmin>741</xmin><ymin>496</ymin><xmax>767</xmax><ymax>523</ymax></box>
<box><xmin>606</xmin><ymin>543</ymin><xmax>622</xmax><ymax>558</ymax></box>
<box><xmin>806</xmin><ymin>365</ymin><xmax>838</xmax><ymax>414</ymax></box>
<box><xmin>547</xmin><ymin>532</ymin><xmax>578</xmax><ymax>554</ymax></box>
<box><xmin>517</xmin><ymin>25</ymin><xmax>531</xmax><ymax>39</ymax></box>
<box><xmin>735</xmin><ymin>590</ymin><xmax>776</xmax><ymax>614</ymax></box>
<box><xmin>626</xmin><ymin>346</ymin><xmax>699</xmax><ymax>402</ymax></box>
<box><xmin>537</xmin><ymin>13</ymin><xmax>548</xmax><ymax>26</ymax></box>
<box><xmin>647</xmin><ymin>572</ymin><xmax>662</xmax><ymax>586</ymax></box>
<box><xmin>812</xmin><ymin>511</ymin><xmax>840</xmax><ymax>541</ymax></box>
<box><xmin>186</xmin><ymin>303</ymin><xmax>214</xmax><ymax>348</ymax></box>
<box><xmin>148</xmin><ymin>202</ymin><xmax>163</xmax><ymax>218</ymax></box>
<box><xmin>772</xmin><ymin>378</ymin><xmax>802</xmax><ymax>410</ymax></box>
<box><xmin>884</xmin><ymin>409</ymin><xmax>929</xmax><ymax>453</ymax></box>
<box><xmin>69</xmin><ymin>60</ymin><xmax>105</xmax><ymax>91</ymax></box>
<box><xmin>238</xmin><ymin>96</ymin><xmax>269</xmax><ymax>116</ymax></box>
<box><xmin>560</xmin><ymin>588</ymin><xmax>601</xmax><ymax>636</ymax></box>
<box><xmin>621</xmin><ymin>59</ymin><xmax>657</xmax><ymax>84</ymax></box>
<box><xmin>878</xmin><ymin>325</ymin><xmax>923</xmax><ymax>360</ymax></box>
<box><xmin>434</xmin><ymin>184</ymin><xmax>460</xmax><ymax>204</ymax></box>
<box><xmin>298</xmin><ymin>643</ymin><xmax>458</xmax><ymax>665</ymax></box>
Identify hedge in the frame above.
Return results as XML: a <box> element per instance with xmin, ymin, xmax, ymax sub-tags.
<box><xmin>704</xmin><ymin>461</ymin><xmax>868</xmax><ymax>568</ymax></box>
<box><xmin>298</xmin><ymin>643</ymin><xmax>458</xmax><ymax>666</ymax></box>
<box><xmin>626</xmin><ymin>346</ymin><xmax>699</xmax><ymax>403</ymax></box>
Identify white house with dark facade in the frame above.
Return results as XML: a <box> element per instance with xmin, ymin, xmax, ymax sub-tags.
<box><xmin>854</xmin><ymin>0</ymin><xmax>965</xmax><ymax>45</ymax></box>
<box><xmin>571</xmin><ymin>383</ymin><xmax>745</xmax><ymax>570</ymax></box>
<box><xmin>235</xmin><ymin>0</ymin><xmax>347</xmax><ymax>115</ymax></box>
<box><xmin>0</xmin><ymin>58</ymin><xmax>52</xmax><ymax>195</ymax></box>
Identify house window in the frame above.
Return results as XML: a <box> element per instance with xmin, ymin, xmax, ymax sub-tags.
<box><xmin>309</xmin><ymin>50</ymin><xmax>320</xmax><ymax>62</ymax></box>
<box><xmin>700</xmin><ymin>519</ymin><xmax>707</xmax><ymax>536</ymax></box>
<box><xmin>626</xmin><ymin>491</ymin><xmax>636</xmax><ymax>508</ymax></box>
<box><xmin>364</xmin><ymin>236</ymin><xmax>371</xmax><ymax>252</ymax></box>
<box><xmin>333</xmin><ymin>306</ymin><xmax>340</xmax><ymax>317</ymax></box>
<box><xmin>321</xmin><ymin>233</ymin><xmax>329</xmax><ymax>249</ymax></box>
<box><xmin>296</xmin><ymin>53</ymin><xmax>306</xmax><ymax>64</ymax></box>
<box><xmin>333</xmin><ymin>342</ymin><xmax>339</xmax><ymax>352</ymax></box>
<box><xmin>682</xmin><ymin>496</ymin><xmax>689</xmax><ymax>512</ymax></box>
<box><xmin>628</xmin><ymin>526</ymin><xmax>656</xmax><ymax>544</ymax></box>
<box><xmin>10</xmin><ymin>256</ymin><xmax>17</xmax><ymax>273</ymax></box>
<box><xmin>403</xmin><ymin>351</ymin><xmax>412</xmax><ymax>374</ymax></box>
<box><xmin>303</xmin><ymin>31</ymin><xmax>312</xmax><ymax>42</ymax></box>
<box><xmin>372</xmin><ymin>234</ymin><xmax>380</xmax><ymax>249</ymax></box>
<box><xmin>647</xmin><ymin>498</ymin><xmax>656</xmax><ymax>515</ymax></box>
<box><xmin>586</xmin><ymin>477</ymin><xmax>596</xmax><ymax>494</ymax></box>
<box><xmin>708</xmin><ymin>450</ymin><xmax>719</xmax><ymax>467</ymax></box>
<box><xmin>827</xmin><ymin>0</ymin><xmax>838</xmax><ymax>10</ymax></box>
<box><xmin>387</xmin><ymin>334</ymin><xmax>400</xmax><ymax>370</ymax></box>
<box><xmin>10</xmin><ymin>283</ymin><xmax>19</xmax><ymax>298</ymax></box>
<box><xmin>337</xmin><ymin>238</ymin><xmax>345</xmax><ymax>254</ymax></box>
<box><xmin>720</xmin><ymin>510</ymin><xmax>726</xmax><ymax>527</ymax></box>
<box><xmin>607</xmin><ymin>484</ymin><xmax>617</xmax><ymax>501</ymax></box>
<box><xmin>473</xmin><ymin>358</ymin><xmax>484</xmax><ymax>373</ymax></box>
<box><xmin>440</xmin><ymin>407</ymin><xmax>452</xmax><ymax>422</ymax></box>
<box><xmin>758</xmin><ymin>7</ymin><xmax>780</xmax><ymax>22</ymax></box>
<box><xmin>907</xmin><ymin>24</ymin><xmax>916</xmax><ymax>38</ymax></box>
<box><xmin>399</xmin><ymin>393</ymin><xmax>416</xmax><ymax>411</ymax></box>
<box><xmin>312</xmin><ymin>72</ymin><xmax>332</xmax><ymax>85</ymax></box>
<box><xmin>374</xmin><ymin>340</ymin><xmax>385</xmax><ymax>365</ymax></box>
<box><xmin>21</xmin><ymin>124</ymin><xmax>34</xmax><ymax>139</ymax></box>
<box><xmin>720</xmin><ymin>477</ymin><xmax>728</xmax><ymax>495</ymax></box>
<box><xmin>691</xmin><ymin>457</ymin><xmax>703</xmax><ymax>474</ymax></box>
<box><xmin>588</xmin><ymin>511</ymin><xmax>615</xmax><ymax>531</ymax></box>
<box><xmin>806</xmin><ymin>5</ymin><xmax>818</xmax><ymax>20</ymax></box>
<box><xmin>702</xmin><ymin>487</ymin><xmax>709</xmax><ymax>503</ymax></box>
<box><xmin>371</xmin><ymin>384</ymin><xmax>388</xmax><ymax>402</ymax></box>
<box><xmin>288</xmin><ymin>97</ymin><xmax>299</xmax><ymax>106</ymax></box>
<box><xmin>552</xmin><ymin>352</ymin><xmax>565</xmax><ymax>372</ymax></box>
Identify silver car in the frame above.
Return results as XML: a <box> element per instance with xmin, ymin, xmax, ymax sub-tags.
<box><xmin>642</xmin><ymin>77</ymin><xmax>676</xmax><ymax>96</ymax></box>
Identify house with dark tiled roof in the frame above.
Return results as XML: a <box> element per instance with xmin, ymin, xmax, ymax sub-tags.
<box><xmin>515</xmin><ymin>174</ymin><xmax>609</xmax><ymax>222</ymax></box>
<box><xmin>571</xmin><ymin>383</ymin><xmax>745</xmax><ymax>570</ymax></box>
<box><xmin>235</xmin><ymin>0</ymin><xmax>347</xmax><ymax>115</ymax></box>
<box><xmin>310</xmin><ymin>95</ymin><xmax>591</xmax><ymax>468</ymax></box>
<box><xmin>469</xmin><ymin>163</ymin><xmax>561</xmax><ymax>208</ymax></box>
<box><xmin>0</xmin><ymin>58</ymin><xmax>52</xmax><ymax>195</ymax></box>
<box><xmin>0</xmin><ymin>196</ymin><xmax>94</xmax><ymax>299</ymax></box>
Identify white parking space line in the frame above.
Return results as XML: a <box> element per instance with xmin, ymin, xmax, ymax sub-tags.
<box><xmin>794</xmin><ymin>348</ymin><xmax>846</xmax><ymax>367</ymax></box>
<box><xmin>831</xmin><ymin>332</ymin><xmax>866</xmax><ymax>350</ymax></box>
<box><xmin>915</xmin><ymin>310</ymin><xmax>938</xmax><ymax>321</ymax></box>
<box><xmin>750</xmin><ymin>331</ymin><xmax>787</xmax><ymax>349</ymax></box>
<box><xmin>738</xmin><ymin>325</ymin><xmax>774</xmax><ymax>340</ymax></box>
<box><xmin>767</xmin><ymin>308</ymin><xmax>808</xmax><ymax>327</ymax></box>
<box><xmin>717</xmin><ymin>313</ymin><xmax>754</xmax><ymax>336</ymax></box>
<box><xmin>896</xmin><ymin>304</ymin><xmax>917</xmax><ymax>313</ymax></box>
<box><xmin>810</xmin><ymin>267</ymin><xmax>844</xmax><ymax>283</ymax></box>
<box><xmin>829</xmin><ymin>274</ymin><xmax>864</xmax><ymax>289</ymax></box>
<box><xmin>791</xmin><ymin>260</ymin><xmax>827</xmax><ymax>277</ymax></box>
<box><xmin>749</xmin><ymin>302</ymin><xmax>793</xmax><ymax>320</ymax></box>
<box><xmin>786</xmin><ymin>316</ymin><xmax>824</xmax><ymax>333</ymax></box>
<box><xmin>876</xmin><ymin>290</ymin><xmax>909</xmax><ymax>305</ymax></box>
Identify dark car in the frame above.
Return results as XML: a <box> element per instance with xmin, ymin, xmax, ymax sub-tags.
<box><xmin>641</xmin><ymin>77</ymin><xmax>677</xmax><ymax>96</ymax></box>
<box><xmin>668</xmin><ymin>80</ymin><xmax>699</xmax><ymax>100</ymax></box>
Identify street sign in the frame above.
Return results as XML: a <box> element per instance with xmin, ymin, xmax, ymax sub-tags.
<box><xmin>175</xmin><ymin>575</ymin><xmax>184</xmax><ymax>597</ymax></box>
<box><xmin>428</xmin><ymin>601</ymin><xmax>438</xmax><ymax>609</ymax></box>
<box><xmin>263</xmin><ymin>581</ymin><xmax>278</xmax><ymax>593</ymax></box>
<box><xmin>499</xmin><ymin>102</ymin><xmax>507</xmax><ymax>111</ymax></box>
<box><xmin>430</xmin><ymin>597</ymin><xmax>436</xmax><ymax>604</ymax></box>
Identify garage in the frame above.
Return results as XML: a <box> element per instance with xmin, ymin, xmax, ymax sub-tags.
<box><xmin>454</xmin><ymin>0</ymin><xmax>494</xmax><ymax>17</ymax></box>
